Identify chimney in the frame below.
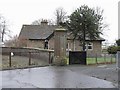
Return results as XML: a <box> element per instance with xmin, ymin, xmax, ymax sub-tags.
<box><xmin>41</xmin><ymin>19</ymin><xmax>48</xmax><ymax>25</ymax></box>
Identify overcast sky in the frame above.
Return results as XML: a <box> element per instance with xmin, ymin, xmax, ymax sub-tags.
<box><xmin>0</xmin><ymin>0</ymin><xmax>119</xmax><ymax>44</ymax></box>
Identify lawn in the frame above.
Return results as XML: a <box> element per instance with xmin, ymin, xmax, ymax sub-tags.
<box><xmin>66</xmin><ymin>57</ymin><xmax>116</xmax><ymax>65</ymax></box>
<box><xmin>87</xmin><ymin>57</ymin><xmax>116</xmax><ymax>65</ymax></box>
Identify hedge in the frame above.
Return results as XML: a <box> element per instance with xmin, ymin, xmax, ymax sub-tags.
<box><xmin>107</xmin><ymin>46</ymin><xmax>120</xmax><ymax>54</ymax></box>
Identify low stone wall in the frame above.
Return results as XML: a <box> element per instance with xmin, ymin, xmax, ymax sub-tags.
<box><xmin>1</xmin><ymin>47</ymin><xmax>54</xmax><ymax>62</ymax></box>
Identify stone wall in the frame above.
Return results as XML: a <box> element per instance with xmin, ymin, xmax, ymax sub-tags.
<box><xmin>87</xmin><ymin>41</ymin><xmax>102</xmax><ymax>57</ymax></box>
<box><xmin>117</xmin><ymin>51</ymin><xmax>120</xmax><ymax>88</ymax></box>
<box><xmin>67</xmin><ymin>40</ymin><xmax>102</xmax><ymax>57</ymax></box>
<box><xmin>11</xmin><ymin>39</ymin><xmax>102</xmax><ymax>58</ymax></box>
<box><xmin>117</xmin><ymin>51</ymin><xmax>120</xmax><ymax>68</ymax></box>
<box><xmin>1</xmin><ymin>47</ymin><xmax>54</xmax><ymax>62</ymax></box>
<box><xmin>48</xmin><ymin>37</ymin><xmax>54</xmax><ymax>50</ymax></box>
<box><xmin>27</xmin><ymin>40</ymin><xmax>45</xmax><ymax>48</ymax></box>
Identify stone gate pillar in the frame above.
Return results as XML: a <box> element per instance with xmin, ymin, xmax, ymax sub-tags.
<box><xmin>117</xmin><ymin>51</ymin><xmax>120</xmax><ymax>88</ymax></box>
<box><xmin>117</xmin><ymin>51</ymin><xmax>120</xmax><ymax>68</ymax></box>
<box><xmin>53</xmin><ymin>26</ymin><xmax>67</xmax><ymax>65</ymax></box>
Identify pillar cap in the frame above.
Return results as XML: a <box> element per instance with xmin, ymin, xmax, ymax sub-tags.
<box><xmin>55</xmin><ymin>26</ymin><xmax>67</xmax><ymax>32</ymax></box>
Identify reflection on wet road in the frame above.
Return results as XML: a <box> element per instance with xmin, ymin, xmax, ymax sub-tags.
<box><xmin>1</xmin><ymin>66</ymin><xmax>116</xmax><ymax>88</ymax></box>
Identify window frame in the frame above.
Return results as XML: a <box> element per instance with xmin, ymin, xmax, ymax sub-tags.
<box><xmin>85</xmin><ymin>42</ymin><xmax>93</xmax><ymax>51</ymax></box>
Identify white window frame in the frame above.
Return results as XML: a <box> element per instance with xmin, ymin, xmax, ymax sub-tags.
<box><xmin>66</xmin><ymin>42</ymin><xmax>72</xmax><ymax>51</ymax></box>
<box><xmin>85</xmin><ymin>42</ymin><xmax>93</xmax><ymax>51</ymax></box>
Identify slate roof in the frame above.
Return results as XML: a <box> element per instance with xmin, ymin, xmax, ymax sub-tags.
<box><xmin>19</xmin><ymin>25</ymin><xmax>105</xmax><ymax>41</ymax></box>
<box><xmin>85</xmin><ymin>37</ymin><xmax>105</xmax><ymax>41</ymax></box>
<box><xmin>67</xmin><ymin>32</ymin><xmax>105</xmax><ymax>41</ymax></box>
<box><xmin>19</xmin><ymin>25</ymin><xmax>58</xmax><ymax>40</ymax></box>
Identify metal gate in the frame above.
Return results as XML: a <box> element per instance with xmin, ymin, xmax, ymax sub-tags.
<box><xmin>69</xmin><ymin>51</ymin><xmax>86</xmax><ymax>65</ymax></box>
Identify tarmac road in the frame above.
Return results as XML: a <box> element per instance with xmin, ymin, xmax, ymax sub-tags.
<box><xmin>1</xmin><ymin>64</ymin><xmax>118</xmax><ymax>88</ymax></box>
<box><xmin>62</xmin><ymin>64</ymin><xmax>118</xmax><ymax>86</ymax></box>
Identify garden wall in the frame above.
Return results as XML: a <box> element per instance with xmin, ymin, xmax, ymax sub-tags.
<box><xmin>1</xmin><ymin>47</ymin><xmax>54</xmax><ymax>62</ymax></box>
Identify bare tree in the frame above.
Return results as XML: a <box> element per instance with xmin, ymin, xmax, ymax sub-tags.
<box><xmin>31</xmin><ymin>19</ymin><xmax>42</xmax><ymax>25</ymax></box>
<box><xmin>5</xmin><ymin>35</ymin><xmax>19</xmax><ymax>47</ymax></box>
<box><xmin>18</xmin><ymin>37</ymin><xmax>29</xmax><ymax>47</ymax></box>
<box><xmin>54</xmin><ymin>7</ymin><xmax>67</xmax><ymax>25</ymax></box>
<box><xmin>0</xmin><ymin>15</ymin><xmax>11</xmax><ymax>42</ymax></box>
<box><xmin>5</xmin><ymin>35</ymin><xmax>29</xmax><ymax>47</ymax></box>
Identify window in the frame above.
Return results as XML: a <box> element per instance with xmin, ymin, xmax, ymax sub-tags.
<box><xmin>85</xmin><ymin>42</ymin><xmax>93</xmax><ymax>50</ymax></box>
<box><xmin>66</xmin><ymin>43</ymin><xmax>69</xmax><ymax>49</ymax></box>
<box><xmin>44</xmin><ymin>40</ymin><xmax>48</xmax><ymax>49</ymax></box>
<box><xmin>88</xmin><ymin>43</ymin><xmax>93</xmax><ymax>49</ymax></box>
<box><xmin>66</xmin><ymin>42</ymin><xmax>72</xmax><ymax>51</ymax></box>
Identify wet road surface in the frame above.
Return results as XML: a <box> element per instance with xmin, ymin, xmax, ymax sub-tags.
<box><xmin>61</xmin><ymin>64</ymin><xmax>118</xmax><ymax>85</ymax></box>
<box><xmin>1</xmin><ymin>65</ymin><xmax>116</xmax><ymax>88</ymax></box>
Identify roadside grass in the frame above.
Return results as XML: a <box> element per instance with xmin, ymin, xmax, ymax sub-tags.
<box><xmin>87</xmin><ymin>57</ymin><xmax>116</xmax><ymax>65</ymax></box>
<box><xmin>66</xmin><ymin>57</ymin><xmax>116</xmax><ymax>65</ymax></box>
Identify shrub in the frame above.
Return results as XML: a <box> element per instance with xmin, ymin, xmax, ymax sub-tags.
<box><xmin>52</xmin><ymin>56</ymin><xmax>68</xmax><ymax>66</ymax></box>
<box><xmin>117</xmin><ymin>46</ymin><xmax>120</xmax><ymax>51</ymax></box>
<box><xmin>107</xmin><ymin>46</ymin><xmax>117</xmax><ymax>54</ymax></box>
<box><xmin>60</xmin><ymin>57</ymin><xmax>68</xmax><ymax>66</ymax></box>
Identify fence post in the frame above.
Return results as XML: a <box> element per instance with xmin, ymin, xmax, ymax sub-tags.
<box><xmin>104</xmin><ymin>53</ymin><xmax>106</xmax><ymax>64</ymax></box>
<box><xmin>49</xmin><ymin>52</ymin><xmax>51</xmax><ymax>64</ymax></box>
<box><xmin>111</xmin><ymin>54</ymin><xmax>113</xmax><ymax>63</ymax></box>
<box><xmin>95</xmin><ymin>53</ymin><xmax>98</xmax><ymax>64</ymax></box>
<box><xmin>29</xmin><ymin>52</ymin><xmax>31</xmax><ymax>65</ymax></box>
<box><xmin>9</xmin><ymin>52</ymin><xmax>11</xmax><ymax>67</ymax></box>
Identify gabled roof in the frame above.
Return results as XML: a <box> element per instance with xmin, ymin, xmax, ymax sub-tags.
<box><xmin>19</xmin><ymin>25</ymin><xmax>58</xmax><ymax>40</ymax></box>
<box><xmin>85</xmin><ymin>37</ymin><xmax>105</xmax><ymax>41</ymax></box>
<box><xmin>19</xmin><ymin>24</ymin><xmax>105</xmax><ymax>41</ymax></box>
<box><xmin>67</xmin><ymin>32</ymin><xmax>105</xmax><ymax>41</ymax></box>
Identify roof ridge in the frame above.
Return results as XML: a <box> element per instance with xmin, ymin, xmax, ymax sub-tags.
<box><xmin>22</xmin><ymin>24</ymin><xmax>57</xmax><ymax>26</ymax></box>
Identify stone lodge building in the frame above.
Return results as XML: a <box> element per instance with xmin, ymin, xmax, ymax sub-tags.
<box><xmin>19</xmin><ymin>20</ymin><xmax>105</xmax><ymax>57</ymax></box>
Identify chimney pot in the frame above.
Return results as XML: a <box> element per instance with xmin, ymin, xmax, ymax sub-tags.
<box><xmin>41</xmin><ymin>19</ymin><xmax>48</xmax><ymax>25</ymax></box>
